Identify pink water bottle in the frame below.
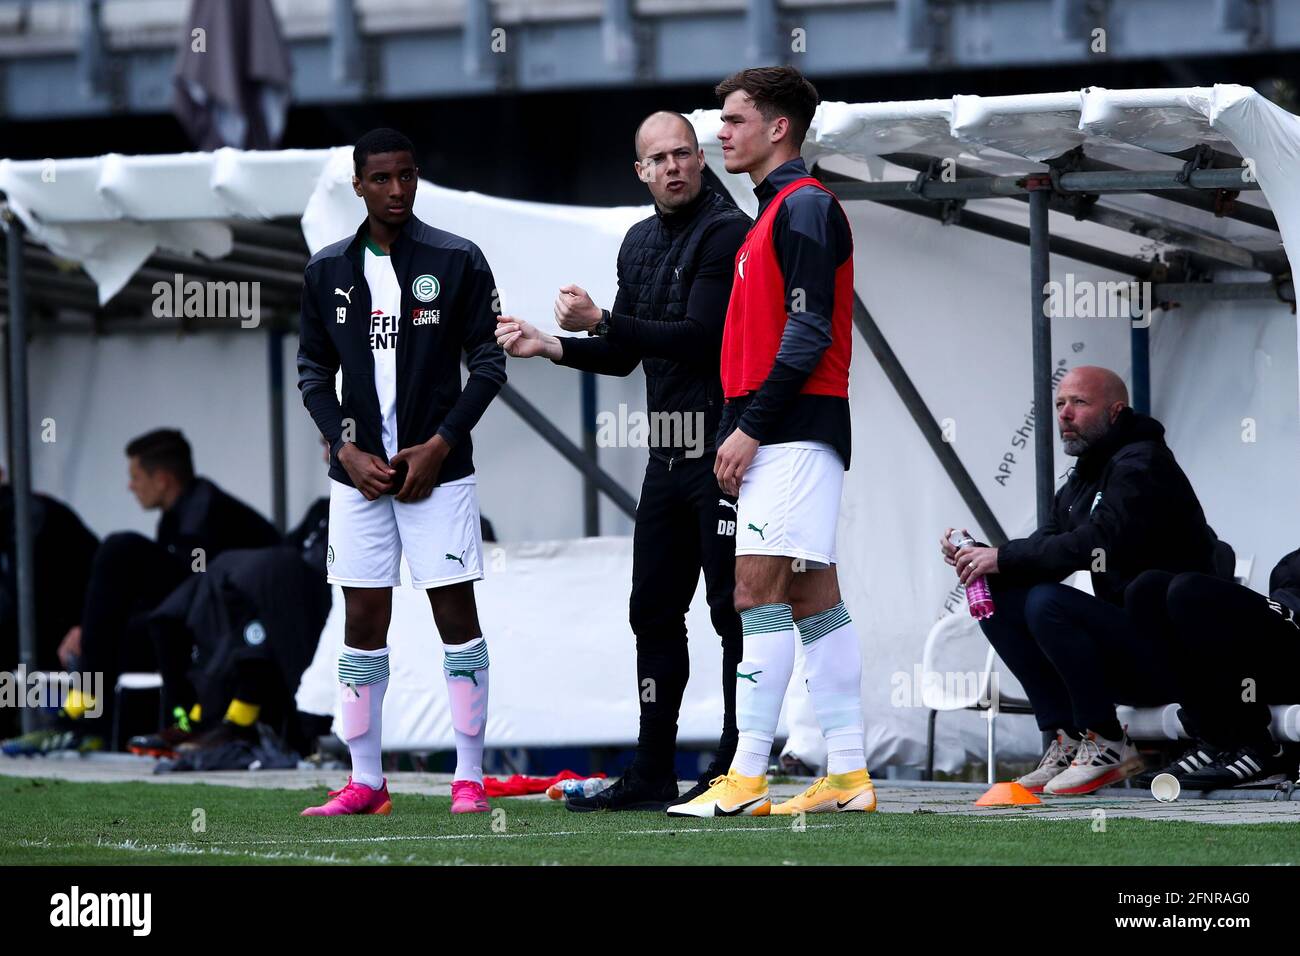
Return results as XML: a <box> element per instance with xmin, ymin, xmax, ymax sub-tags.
<box><xmin>949</xmin><ymin>530</ymin><xmax>995</xmax><ymax>620</ymax></box>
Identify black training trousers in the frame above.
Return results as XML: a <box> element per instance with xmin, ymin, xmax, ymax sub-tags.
<box><xmin>79</xmin><ymin>532</ymin><xmax>189</xmax><ymax>727</ymax></box>
<box><xmin>978</xmin><ymin>579</ymin><xmax>1178</xmax><ymax>735</ymax></box>
<box><xmin>627</xmin><ymin>452</ymin><xmax>742</xmax><ymax>778</ymax></box>
<box><xmin>1125</xmin><ymin>570</ymin><xmax>1300</xmax><ymax>749</ymax></box>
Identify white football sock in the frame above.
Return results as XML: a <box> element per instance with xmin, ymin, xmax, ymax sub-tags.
<box><xmin>797</xmin><ymin>602</ymin><xmax>866</xmax><ymax>775</ymax></box>
<box><xmin>338</xmin><ymin>646</ymin><xmax>389</xmax><ymax>790</ymax></box>
<box><xmin>730</xmin><ymin>604</ymin><xmax>796</xmax><ymax>778</ymax></box>
<box><xmin>443</xmin><ymin>636</ymin><xmax>490</xmax><ymax>784</ymax></box>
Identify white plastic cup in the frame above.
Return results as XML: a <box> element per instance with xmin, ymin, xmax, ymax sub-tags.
<box><xmin>1151</xmin><ymin>772</ymin><xmax>1181</xmax><ymax>803</ymax></box>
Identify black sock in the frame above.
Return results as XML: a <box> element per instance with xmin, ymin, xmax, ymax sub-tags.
<box><xmin>1240</xmin><ymin>736</ymin><xmax>1282</xmax><ymax>757</ymax></box>
<box><xmin>1089</xmin><ymin>720</ymin><xmax>1125</xmax><ymax>742</ymax></box>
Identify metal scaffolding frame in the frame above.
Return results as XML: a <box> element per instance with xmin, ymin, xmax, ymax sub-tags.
<box><xmin>814</xmin><ymin>143</ymin><xmax>1291</xmax><ymax>546</ymax></box>
<box><xmin>0</xmin><ymin>204</ymin><xmax>633</xmax><ymax>730</ymax></box>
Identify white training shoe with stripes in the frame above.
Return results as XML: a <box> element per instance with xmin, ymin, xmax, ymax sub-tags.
<box><xmin>1016</xmin><ymin>731</ymin><xmax>1079</xmax><ymax>794</ymax></box>
<box><xmin>1044</xmin><ymin>729</ymin><xmax>1144</xmax><ymax>795</ymax></box>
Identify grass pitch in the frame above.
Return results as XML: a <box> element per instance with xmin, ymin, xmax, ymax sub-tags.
<box><xmin>4</xmin><ymin>776</ymin><xmax>1300</xmax><ymax>865</ymax></box>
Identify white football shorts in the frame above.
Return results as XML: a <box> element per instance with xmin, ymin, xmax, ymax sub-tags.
<box><xmin>326</xmin><ymin>474</ymin><xmax>483</xmax><ymax>589</ymax></box>
<box><xmin>734</xmin><ymin>441</ymin><xmax>843</xmax><ymax>568</ymax></box>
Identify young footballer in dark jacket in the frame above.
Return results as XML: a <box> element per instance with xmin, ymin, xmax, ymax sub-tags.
<box><xmin>296</xmin><ymin>128</ymin><xmax>506</xmax><ymax>817</ymax></box>
<box><xmin>496</xmin><ymin>110</ymin><xmax>750</xmax><ymax>811</ymax></box>
<box><xmin>942</xmin><ymin>365</ymin><xmax>1221</xmax><ymax>795</ymax></box>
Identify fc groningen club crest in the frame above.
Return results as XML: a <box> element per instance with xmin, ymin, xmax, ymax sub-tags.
<box><xmin>412</xmin><ymin>274</ymin><xmax>440</xmax><ymax>302</ymax></box>
<box><xmin>243</xmin><ymin>621</ymin><xmax>267</xmax><ymax>646</ymax></box>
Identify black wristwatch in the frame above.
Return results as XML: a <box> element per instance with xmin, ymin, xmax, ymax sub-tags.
<box><xmin>590</xmin><ymin>309</ymin><xmax>611</xmax><ymax>337</ymax></box>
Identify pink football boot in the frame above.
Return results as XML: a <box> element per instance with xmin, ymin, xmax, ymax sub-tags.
<box><xmin>450</xmin><ymin>780</ymin><xmax>490</xmax><ymax>814</ymax></box>
<box><xmin>301</xmin><ymin>777</ymin><xmax>393</xmax><ymax>816</ymax></box>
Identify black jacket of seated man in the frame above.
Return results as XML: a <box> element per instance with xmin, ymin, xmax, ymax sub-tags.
<box><xmin>156</xmin><ymin>477</ymin><xmax>282</xmax><ymax>564</ymax></box>
<box><xmin>975</xmin><ymin>408</ymin><xmax>1224</xmax><ymax>741</ymax></box>
<box><xmin>996</xmin><ymin>408</ymin><xmax>1221</xmax><ymax>606</ymax></box>
<box><xmin>1269</xmin><ymin>547</ymin><xmax>1300</xmax><ymax>614</ymax></box>
<box><xmin>0</xmin><ymin>489</ymin><xmax>99</xmax><ymax>675</ymax></box>
<box><xmin>0</xmin><ymin>489</ymin><xmax>100</xmax><ymax>737</ymax></box>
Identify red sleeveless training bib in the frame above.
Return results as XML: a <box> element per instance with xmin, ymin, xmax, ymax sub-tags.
<box><xmin>720</xmin><ymin>176</ymin><xmax>853</xmax><ymax>400</ymax></box>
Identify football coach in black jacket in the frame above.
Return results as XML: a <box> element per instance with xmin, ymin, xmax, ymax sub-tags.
<box><xmin>296</xmin><ymin>128</ymin><xmax>506</xmax><ymax>815</ymax></box>
<box><xmin>496</xmin><ymin>111</ymin><xmax>751</xmax><ymax>811</ymax></box>
<box><xmin>940</xmin><ymin>365</ymin><xmax>1221</xmax><ymax>796</ymax></box>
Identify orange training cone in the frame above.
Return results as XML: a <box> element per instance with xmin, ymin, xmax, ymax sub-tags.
<box><xmin>975</xmin><ymin>781</ymin><xmax>1041</xmax><ymax>806</ymax></box>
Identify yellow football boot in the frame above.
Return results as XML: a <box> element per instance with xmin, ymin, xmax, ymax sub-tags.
<box><xmin>771</xmin><ymin>769</ymin><xmax>876</xmax><ymax>814</ymax></box>
<box><xmin>665</xmin><ymin>769</ymin><xmax>771</xmax><ymax>818</ymax></box>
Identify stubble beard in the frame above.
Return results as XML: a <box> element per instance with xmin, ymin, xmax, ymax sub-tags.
<box><xmin>1062</xmin><ymin>417</ymin><xmax>1111</xmax><ymax>457</ymax></box>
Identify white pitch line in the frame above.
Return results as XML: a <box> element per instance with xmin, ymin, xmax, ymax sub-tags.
<box><xmin>14</xmin><ymin>837</ymin><xmax>355</xmax><ymax>865</ymax></box>
<box><xmin>209</xmin><ymin>821</ymin><xmax>847</xmax><ymax>846</ymax></box>
<box><xmin>10</xmin><ymin>821</ymin><xmax>850</xmax><ymax>860</ymax></box>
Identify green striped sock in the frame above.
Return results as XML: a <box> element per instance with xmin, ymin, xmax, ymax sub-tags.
<box><xmin>795</xmin><ymin>602</ymin><xmax>852</xmax><ymax>647</ymax></box>
<box><xmin>733</xmin><ymin>603</ymin><xmax>796</xmax><ymax>777</ymax></box>
<box><xmin>740</xmin><ymin>603</ymin><xmax>794</xmax><ymax>636</ymax></box>
<box><xmin>444</xmin><ymin>636</ymin><xmax>490</xmax><ymax>677</ymax></box>
<box><xmin>338</xmin><ymin>648</ymin><xmax>389</xmax><ymax>686</ymax></box>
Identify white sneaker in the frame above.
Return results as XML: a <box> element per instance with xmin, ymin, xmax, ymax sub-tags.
<box><xmin>1044</xmin><ymin>728</ymin><xmax>1144</xmax><ymax>795</ymax></box>
<box><xmin>1015</xmin><ymin>731</ymin><xmax>1079</xmax><ymax>793</ymax></box>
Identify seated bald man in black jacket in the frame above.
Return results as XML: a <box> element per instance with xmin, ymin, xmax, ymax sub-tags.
<box><xmin>3</xmin><ymin>428</ymin><xmax>279</xmax><ymax>754</ymax></box>
<box><xmin>940</xmin><ymin>366</ymin><xmax>1222</xmax><ymax>796</ymax></box>
<box><xmin>1125</xmin><ymin>549</ymin><xmax>1300</xmax><ymax>791</ymax></box>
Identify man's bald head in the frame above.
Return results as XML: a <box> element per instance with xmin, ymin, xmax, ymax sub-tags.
<box><xmin>1061</xmin><ymin>366</ymin><xmax>1129</xmax><ymax>407</ymax></box>
<box><xmin>634</xmin><ymin>110</ymin><xmax>699</xmax><ymax>160</ymax></box>
<box><xmin>633</xmin><ymin>110</ymin><xmax>706</xmax><ymax>214</ymax></box>
<box><xmin>1055</xmin><ymin>365</ymin><xmax>1130</xmax><ymax>456</ymax></box>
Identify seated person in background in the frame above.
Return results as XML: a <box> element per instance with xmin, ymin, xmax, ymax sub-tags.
<box><xmin>130</xmin><ymin>493</ymin><xmax>331</xmax><ymax>760</ymax></box>
<box><xmin>939</xmin><ymin>366</ymin><xmax>1223</xmax><ymax>795</ymax></box>
<box><xmin>0</xmin><ymin>473</ymin><xmax>100</xmax><ymax>738</ymax></box>
<box><xmin>1124</xmin><ymin>548</ymin><xmax>1300</xmax><ymax>790</ymax></box>
<box><xmin>0</xmin><ymin>473</ymin><xmax>100</xmax><ymax>672</ymax></box>
<box><xmin>2</xmin><ymin>428</ymin><xmax>279</xmax><ymax>754</ymax></box>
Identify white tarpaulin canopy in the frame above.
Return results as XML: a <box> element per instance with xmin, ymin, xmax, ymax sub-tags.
<box><xmin>3</xmin><ymin>84</ymin><xmax>1299</xmax><ymax>770</ymax></box>
<box><xmin>694</xmin><ymin>85</ymin><xmax>1296</xmax><ymax>261</ymax></box>
<box><xmin>0</xmin><ymin>149</ymin><xmax>330</xmax><ymax>303</ymax></box>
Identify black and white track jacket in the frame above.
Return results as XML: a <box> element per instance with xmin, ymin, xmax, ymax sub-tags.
<box><xmin>297</xmin><ymin>214</ymin><xmax>506</xmax><ymax>488</ymax></box>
